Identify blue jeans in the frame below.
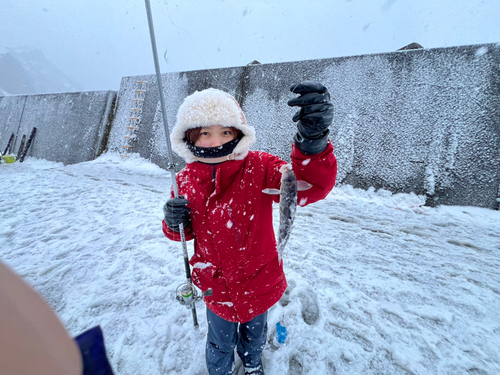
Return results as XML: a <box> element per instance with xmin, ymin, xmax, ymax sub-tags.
<box><xmin>206</xmin><ymin>307</ymin><xmax>267</xmax><ymax>375</ymax></box>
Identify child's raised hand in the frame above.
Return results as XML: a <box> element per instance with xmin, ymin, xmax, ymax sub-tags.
<box><xmin>288</xmin><ymin>81</ymin><xmax>334</xmax><ymax>138</ymax></box>
<box><xmin>287</xmin><ymin>81</ymin><xmax>334</xmax><ymax>155</ymax></box>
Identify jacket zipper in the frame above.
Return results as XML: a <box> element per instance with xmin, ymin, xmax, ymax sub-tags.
<box><xmin>211</xmin><ymin>165</ymin><xmax>216</xmax><ymax>192</ymax></box>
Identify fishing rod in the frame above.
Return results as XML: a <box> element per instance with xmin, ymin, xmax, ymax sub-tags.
<box><xmin>144</xmin><ymin>0</ymin><xmax>209</xmax><ymax>328</ymax></box>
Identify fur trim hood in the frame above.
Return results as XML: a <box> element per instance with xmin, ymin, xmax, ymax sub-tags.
<box><xmin>171</xmin><ymin>88</ymin><xmax>256</xmax><ymax>163</ymax></box>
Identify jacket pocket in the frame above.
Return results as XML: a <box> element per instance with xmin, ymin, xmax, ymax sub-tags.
<box><xmin>190</xmin><ymin>253</ymin><xmax>218</xmax><ymax>292</ymax></box>
<box><xmin>243</xmin><ymin>251</ymin><xmax>284</xmax><ymax>296</ymax></box>
<box><xmin>241</xmin><ymin>244</ymin><xmax>277</xmax><ymax>278</ymax></box>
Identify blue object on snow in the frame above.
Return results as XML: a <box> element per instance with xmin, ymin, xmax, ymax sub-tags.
<box><xmin>74</xmin><ymin>326</ymin><xmax>115</xmax><ymax>375</ymax></box>
<box><xmin>276</xmin><ymin>322</ymin><xmax>288</xmax><ymax>344</ymax></box>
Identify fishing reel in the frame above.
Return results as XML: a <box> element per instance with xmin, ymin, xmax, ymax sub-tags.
<box><xmin>175</xmin><ymin>283</ymin><xmax>213</xmax><ymax>309</ymax></box>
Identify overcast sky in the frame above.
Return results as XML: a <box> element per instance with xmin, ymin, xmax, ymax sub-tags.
<box><xmin>1</xmin><ymin>0</ymin><xmax>499</xmax><ymax>91</ymax></box>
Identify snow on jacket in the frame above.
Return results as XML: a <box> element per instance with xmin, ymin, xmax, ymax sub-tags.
<box><xmin>163</xmin><ymin>142</ymin><xmax>337</xmax><ymax>323</ymax></box>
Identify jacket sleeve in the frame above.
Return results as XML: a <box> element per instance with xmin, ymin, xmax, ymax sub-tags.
<box><xmin>291</xmin><ymin>140</ymin><xmax>337</xmax><ymax>206</ymax></box>
<box><xmin>263</xmin><ymin>153</ymin><xmax>289</xmax><ymax>203</ymax></box>
<box><xmin>162</xmin><ymin>219</ymin><xmax>195</xmax><ymax>242</ymax></box>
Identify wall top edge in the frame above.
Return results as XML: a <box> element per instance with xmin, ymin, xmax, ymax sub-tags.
<box><xmin>0</xmin><ymin>90</ymin><xmax>118</xmax><ymax>99</ymax></box>
<box><xmin>121</xmin><ymin>42</ymin><xmax>500</xmax><ymax>81</ymax></box>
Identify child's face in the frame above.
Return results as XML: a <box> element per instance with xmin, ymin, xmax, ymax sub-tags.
<box><xmin>195</xmin><ymin>125</ymin><xmax>237</xmax><ymax>148</ymax></box>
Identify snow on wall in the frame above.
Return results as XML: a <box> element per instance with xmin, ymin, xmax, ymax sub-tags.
<box><xmin>0</xmin><ymin>95</ymin><xmax>27</xmax><ymax>147</ymax></box>
<box><xmin>326</xmin><ymin>45</ymin><xmax>500</xmax><ymax>209</ymax></box>
<box><xmin>106</xmin><ymin>74</ymin><xmax>153</xmax><ymax>156</ymax></box>
<box><xmin>0</xmin><ymin>91</ymin><xmax>116</xmax><ymax>164</ymax></box>
<box><xmin>108</xmin><ymin>43</ymin><xmax>499</xmax><ymax>209</ymax></box>
<box><xmin>242</xmin><ymin>45</ymin><xmax>500</xmax><ymax>209</ymax></box>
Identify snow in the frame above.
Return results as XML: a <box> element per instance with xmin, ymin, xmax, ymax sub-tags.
<box><xmin>1</xmin><ymin>153</ymin><xmax>499</xmax><ymax>374</ymax></box>
<box><xmin>475</xmin><ymin>46</ymin><xmax>489</xmax><ymax>56</ymax></box>
<box><xmin>193</xmin><ymin>262</ymin><xmax>213</xmax><ymax>270</ymax></box>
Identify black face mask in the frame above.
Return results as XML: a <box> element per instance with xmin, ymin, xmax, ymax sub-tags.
<box><xmin>186</xmin><ymin>136</ymin><xmax>242</xmax><ymax>159</ymax></box>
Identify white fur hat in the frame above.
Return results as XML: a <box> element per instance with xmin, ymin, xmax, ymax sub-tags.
<box><xmin>171</xmin><ymin>88</ymin><xmax>256</xmax><ymax>163</ymax></box>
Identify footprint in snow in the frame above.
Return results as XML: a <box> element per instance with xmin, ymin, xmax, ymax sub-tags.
<box><xmin>279</xmin><ymin>286</ymin><xmax>292</xmax><ymax>307</ymax></box>
<box><xmin>298</xmin><ymin>287</ymin><xmax>320</xmax><ymax>325</ymax></box>
<box><xmin>279</xmin><ymin>279</ymin><xmax>296</xmax><ymax>307</ymax></box>
<box><xmin>289</xmin><ymin>356</ymin><xmax>303</xmax><ymax>375</ymax></box>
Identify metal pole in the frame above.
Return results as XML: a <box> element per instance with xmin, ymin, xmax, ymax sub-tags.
<box><xmin>144</xmin><ymin>0</ymin><xmax>198</xmax><ymax>328</ymax></box>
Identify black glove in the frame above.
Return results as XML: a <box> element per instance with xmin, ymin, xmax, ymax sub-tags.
<box><xmin>163</xmin><ymin>196</ymin><xmax>191</xmax><ymax>232</ymax></box>
<box><xmin>288</xmin><ymin>81</ymin><xmax>334</xmax><ymax>155</ymax></box>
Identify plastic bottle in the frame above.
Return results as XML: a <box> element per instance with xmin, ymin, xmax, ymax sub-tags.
<box><xmin>275</xmin><ymin>322</ymin><xmax>288</xmax><ymax>344</ymax></box>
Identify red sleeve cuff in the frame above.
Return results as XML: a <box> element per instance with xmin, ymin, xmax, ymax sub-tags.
<box><xmin>162</xmin><ymin>220</ymin><xmax>195</xmax><ymax>241</ymax></box>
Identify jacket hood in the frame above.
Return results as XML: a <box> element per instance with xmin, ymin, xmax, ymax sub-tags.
<box><xmin>171</xmin><ymin>88</ymin><xmax>256</xmax><ymax>163</ymax></box>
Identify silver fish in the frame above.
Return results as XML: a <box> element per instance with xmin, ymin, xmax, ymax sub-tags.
<box><xmin>263</xmin><ymin>164</ymin><xmax>312</xmax><ymax>263</ymax></box>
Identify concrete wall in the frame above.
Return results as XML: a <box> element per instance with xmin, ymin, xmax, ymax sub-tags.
<box><xmin>108</xmin><ymin>43</ymin><xmax>500</xmax><ymax>209</ymax></box>
<box><xmin>0</xmin><ymin>90</ymin><xmax>116</xmax><ymax>164</ymax></box>
<box><xmin>1</xmin><ymin>43</ymin><xmax>499</xmax><ymax>209</ymax></box>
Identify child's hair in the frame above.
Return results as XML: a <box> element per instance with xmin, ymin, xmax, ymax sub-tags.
<box><xmin>185</xmin><ymin>126</ymin><xmax>243</xmax><ymax>144</ymax></box>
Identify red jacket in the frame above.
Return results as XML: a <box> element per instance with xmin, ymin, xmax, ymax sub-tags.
<box><xmin>163</xmin><ymin>142</ymin><xmax>337</xmax><ymax>322</ymax></box>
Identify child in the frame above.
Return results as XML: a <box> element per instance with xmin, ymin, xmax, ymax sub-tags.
<box><xmin>162</xmin><ymin>82</ymin><xmax>337</xmax><ymax>375</ymax></box>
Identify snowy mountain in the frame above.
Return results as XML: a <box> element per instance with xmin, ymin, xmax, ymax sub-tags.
<box><xmin>0</xmin><ymin>47</ymin><xmax>82</xmax><ymax>95</ymax></box>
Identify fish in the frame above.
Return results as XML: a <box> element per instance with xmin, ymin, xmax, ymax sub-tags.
<box><xmin>263</xmin><ymin>164</ymin><xmax>312</xmax><ymax>263</ymax></box>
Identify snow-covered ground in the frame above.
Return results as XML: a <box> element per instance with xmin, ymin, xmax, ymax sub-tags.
<box><xmin>1</xmin><ymin>153</ymin><xmax>499</xmax><ymax>375</ymax></box>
